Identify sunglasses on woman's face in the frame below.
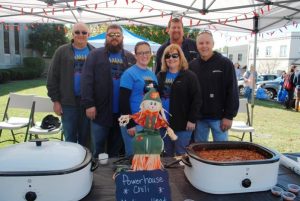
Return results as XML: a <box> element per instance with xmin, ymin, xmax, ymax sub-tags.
<box><xmin>74</xmin><ymin>30</ymin><xmax>88</xmax><ymax>35</ymax></box>
<box><xmin>165</xmin><ymin>53</ymin><xmax>179</xmax><ymax>59</ymax></box>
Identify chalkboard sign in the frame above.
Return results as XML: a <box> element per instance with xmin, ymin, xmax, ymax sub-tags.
<box><xmin>115</xmin><ymin>169</ymin><xmax>172</xmax><ymax>201</ymax></box>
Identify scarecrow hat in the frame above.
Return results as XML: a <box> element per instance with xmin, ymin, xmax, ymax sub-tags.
<box><xmin>143</xmin><ymin>88</ymin><xmax>161</xmax><ymax>103</ymax></box>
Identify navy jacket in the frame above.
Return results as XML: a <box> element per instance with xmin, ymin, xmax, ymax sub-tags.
<box><xmin>155</xmin><ymin>38</ymin><xmax>198</xmax><ymax>74</ymax></box>
<box><xmin>81</xmin><ymin>47</ymin><xmax>136</xmax><ymax>126</ymax></box>
<box><xmin>189</xmin><ymin>52</ymin><xmax>239</xmax><ymax>120</ymax></box>
<box><xmin>157</xmin><ymin>70</ymin><xmax>202</xmax><ymax>131</ymax></box>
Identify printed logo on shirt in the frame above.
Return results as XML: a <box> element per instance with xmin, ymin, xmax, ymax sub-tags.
<box><xmin>73</xmin><ymin>47</ymin><xmax>89</xmax><ymax>96</ymax></box>
<box><xmin>109</xmin><ymin>53</ymin><xmax>124</xmax><ymax>80</ymax></box>
<box><xmin>162</xmin><ymin>78</ymin><xmax>175</xmax><ymax>99</ymax></box>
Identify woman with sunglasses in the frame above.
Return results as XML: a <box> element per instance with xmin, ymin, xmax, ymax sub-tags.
<box><xmin>119</xmin><ymin>41</ymin><xmax>158</xmax><ymax>157</ymax></box>
<box><xmin>157</xmin><ymin>44</ymin><xmax>201</xmax><ymax>157</ymax></box>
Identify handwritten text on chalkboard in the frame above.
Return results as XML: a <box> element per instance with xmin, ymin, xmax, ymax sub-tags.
<box><xmin>115</xmin><ymin>170</ymin><xmax>171</xmax><ymax>201</ymax></box>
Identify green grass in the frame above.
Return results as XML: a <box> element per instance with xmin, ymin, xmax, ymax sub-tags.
<box><xmin>0</xmin><ymin>79</ymin><xmax>299</xmax><ymax>153</ymax></box>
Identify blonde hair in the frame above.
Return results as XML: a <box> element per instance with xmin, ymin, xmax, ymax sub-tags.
<box><xmin>160</xmin><ymin>44</ymin><xmax>188</xmax><ymax>72</ymax></box>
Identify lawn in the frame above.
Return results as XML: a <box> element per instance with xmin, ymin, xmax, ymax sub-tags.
<box><xmin>0</xmin><ymin>79</ymin><xmax>299</xmax><ymax>153</ymax></box>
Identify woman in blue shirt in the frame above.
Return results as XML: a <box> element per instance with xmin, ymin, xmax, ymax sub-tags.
<box><xmin>119</xmin><ymin>41</ymin><xmax>158</xmax><ymax>157</ymax></box>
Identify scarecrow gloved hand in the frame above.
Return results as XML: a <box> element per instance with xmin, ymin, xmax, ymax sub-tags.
<box><xmin>118</xmin><ymin>115</ymin><xmax>130</xmax><ymax>126</ymax></box>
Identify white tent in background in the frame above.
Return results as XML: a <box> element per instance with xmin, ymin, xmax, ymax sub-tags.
<box><xmin>88</xmin><ymin>27</ymin><xmax>161</xmax><ymax>53</ymax></box>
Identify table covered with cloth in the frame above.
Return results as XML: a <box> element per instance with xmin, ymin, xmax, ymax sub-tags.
<box><xmin>82</xmin><ymin>154</ymin><xmax>300</xmax><ymax>201</ymax></box>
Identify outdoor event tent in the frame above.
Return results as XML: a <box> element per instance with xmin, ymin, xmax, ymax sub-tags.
<box><xmin>1</xmin><ymin>0</ymin><xmax>300</xmax><ymax>124</ymax></box>
<box><xmin>88</xmin><ymin>27</ymin><xmax>161</xmax><ymax>53</ymax></box>
<box><xmin>1</xmin><ymin>0</ymin><xmax>299</xmax><ymax>33</ymax></box>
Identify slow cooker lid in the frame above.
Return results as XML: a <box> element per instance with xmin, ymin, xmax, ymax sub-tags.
<box><xmin>0</xmin><ymin>141</ymin><xmax>87</xmax><ymax>172</ymax></box>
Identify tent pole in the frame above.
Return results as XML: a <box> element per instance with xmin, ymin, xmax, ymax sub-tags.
<box><xmin>250</xmin><ymin>15</ymin><xmax>259</xmax><ymax>126</ymax></box>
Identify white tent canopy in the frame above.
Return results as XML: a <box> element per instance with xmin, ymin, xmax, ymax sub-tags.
<box><xmin>1</xmin><ymin>0</ymin><xmax>300</xmax><ymax>34</ymax></box>
<box><xmin>1</xmin><ymin>0</ymin><xmax>300</xmax><ymax>125</ymax></box>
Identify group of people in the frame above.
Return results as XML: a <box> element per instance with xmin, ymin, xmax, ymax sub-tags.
<box><xmin>46</xmin><ymin>19</ymin><xmax>239</xmax><ymax>159</ymax></box>
<box><xmin>283</xmin><ymin>65</ymin><xmax>300</xmax><ymax>111</ymax></box>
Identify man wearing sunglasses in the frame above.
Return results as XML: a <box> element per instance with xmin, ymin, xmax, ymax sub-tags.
<box><xmin>47</xmin><ymin>22</ymin><xmax>94</xmax><ymax>148</ymax></box>
<box><xmin>154</xmin><ymin>18</ymin><xmax>198</xmax><ymax>74</ymax></box>
<box><xmin>81</xmin><ymin>24</ymin><xmax>136</xmax><ymax>158</ymax></box>
<box><xmin>189</xmin><ymin>30</ymin><xmax>239</xmax><ymax>142</ymax></box>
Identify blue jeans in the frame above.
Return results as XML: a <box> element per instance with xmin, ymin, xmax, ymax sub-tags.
<box><xmin>244</xmin><ymin>87</ymin><xmax>252</xmax><ymax>102</ymax></box>
<box><xmin>91</xmin><ymin>122</ymin><xmax>110</xmax><ymax>158</ymax></box>
<box><xmin>120</xmin><ymin>125</ymin><xmax>143</xmax><ymax>157</ymax></box>
<box><xmin>91</xmin><ymin>114</ymin><xmax>123</xmax><ymax>158</ymax></box>
<box><xmin>194</xmin><ymin>119</ymin><xmax>228</xmax><ymax>142</ymax></box>
<box><xmin>61</xmin><ymin>104</ymin><xmax>90</xmax><ymax>147</ymax></box>
<box><xmin>160</xmin><ymin>128</ymin><xmax>192</xmax><ymax>157</ymax></box>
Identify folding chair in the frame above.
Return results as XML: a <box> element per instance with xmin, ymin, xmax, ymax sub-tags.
<box><xmin>0</xmin><ymin>93</ymin><xmax>34</xmax><ymax>143</ymax></box>
<box><xmin>229</xmin><ymin>98</ymin><xmax>255</xmax><ymax>142</ymax></box>
<box><xmin>25</xmin><ymin>96</ymin><xmax>63</xmax><ymax>142</ymax></box>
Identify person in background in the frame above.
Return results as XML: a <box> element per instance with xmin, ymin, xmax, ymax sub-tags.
<box><xmin>234</xmin><ymin>62</ymin><xmax>241</xmax><ymax>80</ymax></box>
<box><xmin>157</xmin><ymin>44</ymin><xmax>201</xmax><ymax>156</ymax></box>
<box><xmin>284</xmin><ymin>65</ymin><xmax>296</xmax><ymax>109</ymax></box>
<box><xmin>293</xmin><ymin>66</ymin><xmax>300</xmax><ymax>112</ymax></box>
<box><xmin>81</xmin><ymin>24</ymin><xmax>136</xmax><ymax>158</ymax></box>
<box><xmin>243</xmin><ymin>64</ymin><xmax>258</xmax><ymax>103</ymax></box>
<box><xmin>47</xmin><ymin>22</ymin><xmax>94</xmax><ymax>147</ymax></box>
<box><xmin>119</xmin><ymin>41</ymin><xmax>158</xmax><ymax>157</ymax></box>
<box><xmin>189</xmin><ymin>30</ymin><xmax>239</xmax><ymax>142</ymax></box>
<box><xmin>155</xmin><ymin>17</ymin><xmax>198</xmax><ymax>74</ymax></box>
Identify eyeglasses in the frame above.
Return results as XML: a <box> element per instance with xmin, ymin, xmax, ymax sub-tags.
<box><xmin>74</xmin><ymin>30</ymin><xmax>88</xmax><ymax>35</ymax></box>
<box><xmin>136</xmin><ymin>51</ymin><xmax>151</xmax><ymax>56</ymax></box>
<box><xmin>165</xmin><ymin>53</ymin><xmax>179</xmax><ymax>59</ymax></box>
<box><xmin>107</xmin><ymin>32</ymin><xmax>122</xmax><ymax>38</ymax></box>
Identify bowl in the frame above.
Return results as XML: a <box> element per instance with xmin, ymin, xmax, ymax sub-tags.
<box><xmin>288</xmin><ymin>184</ymin><xmax>300</xmax><ymax>194</ymax></box>
<box><xmin>282</xmin><ymin>191</ymin><xmax>296</xmax><ymax>201</ymax></box>
<box><xmin>271</xmin><ymin>186</ymin><xmax>283</xmax><ymax>197</ymax></box>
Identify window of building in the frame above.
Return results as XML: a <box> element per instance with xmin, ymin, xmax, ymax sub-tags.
<box><xmin>229</xmin><ymin>54</ymin><xmax>233</xmax><ymax>61</ymax></box>
<box><xmin>265</xmin><ymin>46</ymin><xmax>272</xmax><ymax>57</ymax></box>
<box><xmin>4</xmin><ymin>24</ymin><xmax>10</xmax><ymax>54</ymax></box>
<box><xmin>279</xmin><ymin>45</ymin><xmax>287</xmax><ymax>57</ymax></box>
<box><xmin>238</xmin><ymin>53</ymin><xmax>242</xmax><ymax>61</ymax></box>
<box><xmin>14</xmin><ymin>23</ymin><xmax>20</xmax><ymax>55</ymax></box>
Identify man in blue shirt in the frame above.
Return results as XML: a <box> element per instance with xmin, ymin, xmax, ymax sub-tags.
<box><xmin>47</xmin><ymin>22</ymin><xmax>94</xmax><ymax>147</ymax></box>
<box><xmin>81</xmin><ymin>24</ymin><xmax>136</xmax><ymax>158</ymax></box>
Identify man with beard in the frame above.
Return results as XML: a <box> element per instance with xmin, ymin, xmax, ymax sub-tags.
<box><xmin>154</xmin><ymin>18</ymin><xmax>198</xmax><ymax>74</ymax></box>
<box><xmin>47</xmin><ymin>22</ymin><xmax>94</xmax><ymax>147</ymax></box>
<box><xmin>81</xmin><ymin>24</ymin><xmax>136</xmax><ymax>158</ymax></box>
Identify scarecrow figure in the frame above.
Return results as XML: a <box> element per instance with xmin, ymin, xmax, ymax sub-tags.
<box><xmin>119</xmin><ymin>88</ymin><xmax>177</xmax><ymax>171</ymax></box>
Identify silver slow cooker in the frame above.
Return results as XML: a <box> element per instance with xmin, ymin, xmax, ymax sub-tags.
<box><xmin>183</xmin><ymin>141</ymin><xmax>280</xmax><ymax>194</ymax></box>
<box><xmin>0</xmin><ymin>139</ymin><xmax>96</xmax><ymax>201</ymax></box>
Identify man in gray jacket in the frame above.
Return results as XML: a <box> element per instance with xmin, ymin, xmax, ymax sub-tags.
<box><xmin>47</xmin><ymin>22</ymin><xmax>94</xmax><ymax>147</ymax></box>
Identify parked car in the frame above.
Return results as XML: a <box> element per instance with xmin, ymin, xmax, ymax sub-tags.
<box><xmin>238</xmin><ymin>74</ymin><xmax>279</xmax><ymax>95</ymax></box>
<box><xmin>256</xmin><ymin>77</ymin><xmax>283</xmax><ymax>99</ymax></box>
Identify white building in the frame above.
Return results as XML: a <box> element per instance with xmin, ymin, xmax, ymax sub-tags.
<box><xmin>227</xmin><ymin>44</ymin><xmax>249</xmax><ymax>68</ymax></box>
<box><xmin>248</xmin><ymin>32</ymin><xmax>300</xmax><ymax>74</ymax></box>
<box><xmin>0</xmin><ymin>23</ymin><xmax>34</xmax><ymax>69</ymax></box>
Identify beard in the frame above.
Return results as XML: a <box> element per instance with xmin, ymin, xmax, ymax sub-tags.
<box><xmin>105</xmin><ymin>40</ymin><xmax>123</xmax><ymax>53</ymax></box>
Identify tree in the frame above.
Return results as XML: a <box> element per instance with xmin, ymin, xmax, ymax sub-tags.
<box><xmin>27</xmin><ymin>24</ymin><xmax>69</xmax><ymax>57</ymax></box>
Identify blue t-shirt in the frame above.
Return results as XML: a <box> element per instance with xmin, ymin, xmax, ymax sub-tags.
<box><xmin>161</xmin><ymin>71</ymin><xmax>178</xmax><ymax>121</ymax></box>
<box><xmin>109</xmin><ymin>52</ymin><xmax>124</xmax><ymax>113</ymax></box>
<box><xmin>120</xmin><ymin>65</ymin><xmax>158</xmax><ymax>114</ymax></box>
<box><xmin>73</xmin><ymin>46</ymin><xmax>89</xmax><ymax>96</ymax></box>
